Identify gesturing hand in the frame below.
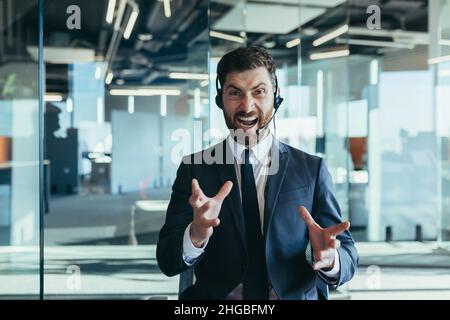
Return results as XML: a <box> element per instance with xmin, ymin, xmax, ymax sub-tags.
<box><xmin>189</xmin><ymin>178</ymin><xmax>233</xmax><ymax>248</ymax></box>
<box><xmin>298</xmin><ymin>206</ymin><xmax>350</xmax><ymax>271</ymax></box>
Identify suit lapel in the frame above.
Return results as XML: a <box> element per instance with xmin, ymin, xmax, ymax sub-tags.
<box><xmin>216</xmin><ymin>141</ymin><xmax>247</xmax><ymax>252</ymax></box>
<box><xmin>263</xmin><ymin>141</ymin><xmax>289</xmax><ymax>237</ymax></box>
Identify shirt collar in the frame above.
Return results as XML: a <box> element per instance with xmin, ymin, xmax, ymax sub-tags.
<box><xmin>227</xmin><ymin>130</ymin><xmax>273</xmax><ymax>164</ymax></box>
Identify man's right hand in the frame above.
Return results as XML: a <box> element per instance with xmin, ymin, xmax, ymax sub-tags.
<box><xmin>189</xmin><ymin>178</ymin><xmax>233</xmax><ymax>248</ymax></box>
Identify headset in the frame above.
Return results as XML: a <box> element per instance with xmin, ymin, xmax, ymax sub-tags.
<box><xmin>215</xmin><ymin>75</ymin><xmax>284</xmax><ymax>135</ymax></box>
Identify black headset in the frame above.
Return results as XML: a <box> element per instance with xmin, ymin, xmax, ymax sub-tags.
<box><xmin>215</xmin><ymin>75</ymin><xmax>284</xmax><ymax>112</ymax></box>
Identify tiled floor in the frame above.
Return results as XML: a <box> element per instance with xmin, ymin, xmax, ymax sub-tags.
<box><xmin>1</xmin><ymin>242</ymin><xmax>450</xmax><ymax>299</ymax></box>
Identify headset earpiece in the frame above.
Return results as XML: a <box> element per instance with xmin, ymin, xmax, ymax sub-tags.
<box><xmin>274</xmin><ymin>95</ymin><xmax>283</xmax><ymax>111</ymax></box>
<box><xmin>215</xmin><ymin>76</ymin><xmax>223</xmax><ymax>109</ymax></box>
<box><xmin>215</xmin><ymin>91</ymin><xmax>223</xmax><ymax>109</ymax></box>
<box><xmin>273</xmin><ymin>76</ymin><xmax>283</xmax><ymax>111</ymax></box>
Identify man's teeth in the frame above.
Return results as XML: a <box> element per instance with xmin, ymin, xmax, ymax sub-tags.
<box><xmin>238</xmin><ymin>117</ymin><xmax>257</xmax><ymax>122</ymax></box>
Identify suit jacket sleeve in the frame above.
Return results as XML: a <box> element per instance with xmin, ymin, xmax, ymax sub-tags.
<box><xmin>312</xmin><ymin>158</ymin><xmax>359</xmax><ymax>288</ymax></box>
<box><xmin>157</xmin><ymin>158</ymin><xmax>197</xmax><ymax>277</ymax></box>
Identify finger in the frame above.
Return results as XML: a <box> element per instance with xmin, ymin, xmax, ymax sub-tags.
<box><xmin>329</xmin><ymin>238</ymin><xmax>341</xmax><ymax>250</ymax></box>
<box><xmin>317</xmin><ymin>248</ymin><xmax>334</xmax><ymax>260</ymax></box>
<box><xmin>327</xmin><ymin>221</ymin><xmax>350</xmax><ymax>237</ymax></box>
<box><xmin>312</xmin><ymin>259</ymin><xmax>331</xmax><ymax>271</ymax></box>
<box><xmin>214</xmin><ymin>181</ymin><xmax>233</xmax><ymax>202</ymax></box>
<box><xmin>191</xmin><ymin>179</ymin><xmax>206</xmax><ymax>198</ymax></box>
<box><xmin>189</xmin><ymin>192</ymin><xmax>206</xmax><ymax>208</ymax></box>
<box><xmin>200</xmin><ymin>216</ymin><xmax>220</xmax><ymax>228</ymax></box>
<box><xmin>190</xmin><ymin>179</ymin><xmax>207</xmax><ymax>207</ymax></box>
<box><xmin>298</xmin><ymin>206</ymin><xmax>320</xmax><ymax>229</ymax></box>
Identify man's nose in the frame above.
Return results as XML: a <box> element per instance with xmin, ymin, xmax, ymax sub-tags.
<box><xmin>241</xmin><ymin>93</ymin><xmax>255</xmax><ymax>113</ymax></box>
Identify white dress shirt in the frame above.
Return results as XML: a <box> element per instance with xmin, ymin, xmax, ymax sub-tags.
<box><xmin>182</xmin><ymin>132</ymin><xmax>340</xmax><ymax>283</ymax></box>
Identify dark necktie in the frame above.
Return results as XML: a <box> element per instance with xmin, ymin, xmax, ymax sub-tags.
<box><xmin>241</xmin><ymin>149</ymin><xmax>268</xmax><ymax>299</ymax></box>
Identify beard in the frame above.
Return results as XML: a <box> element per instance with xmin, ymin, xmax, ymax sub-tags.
<box><xmin>223</xmin><ymin>106</ymin><xmax>274</xmax><ymax>146</ymax></box>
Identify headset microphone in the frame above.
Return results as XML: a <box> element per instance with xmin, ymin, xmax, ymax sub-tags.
<box><xmin>255</xmin><ymin>96</ymin><xmax>283</xmax><ymax>136</ymax></box>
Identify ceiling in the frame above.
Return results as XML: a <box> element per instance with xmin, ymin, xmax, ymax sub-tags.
<box><xmin>0</xmin><ymin>0</ymin><xmax>430</xmax><ymax>94</ymax></box>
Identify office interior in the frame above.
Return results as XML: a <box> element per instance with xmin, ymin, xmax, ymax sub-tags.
<box><xmin>0</xmin><ymin>0</ymin><xmax>450</xmax><ymax>299</ymax></box>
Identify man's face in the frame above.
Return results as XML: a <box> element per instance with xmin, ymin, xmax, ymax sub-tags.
<box><xmin>221</xmin><ymin>66</ymin><xmax>274</xmax><ymax>142</ymax></box>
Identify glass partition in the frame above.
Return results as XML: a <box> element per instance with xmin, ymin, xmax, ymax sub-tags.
<box><xmin>0</xmin><ymin>0</ymin><xmax>41</xmax><ymax>299</ymax></box>
<box><xmin>42</xmin><ymin>0</ymin><xmax>208</xmax><ymax>299</ymax></box>
<box><xmin>432</xmin><ymin>0</ymin><xmax>450</xmax><ymax>242</ymax></box>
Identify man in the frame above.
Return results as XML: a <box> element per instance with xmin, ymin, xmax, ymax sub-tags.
<box><xmin>157</xmin><ymin>46</ymin><xmax>358</xmax><ymax>300</ymax></box>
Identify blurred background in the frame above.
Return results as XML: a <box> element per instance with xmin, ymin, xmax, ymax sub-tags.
<box><xmin>0</xmin><ymin>0</ymin><xmax>450</xmax><ymax>299</ymax></box>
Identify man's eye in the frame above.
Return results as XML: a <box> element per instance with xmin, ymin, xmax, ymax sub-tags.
<box><xmin>254</xmin><ymin>89</ymin><xmax>266</xmax><ymax>95</ymax></box>
<box><xmin>230</xmin><ymin>91</ymin><xmax>241</xmax><ymax>97</ymax></box>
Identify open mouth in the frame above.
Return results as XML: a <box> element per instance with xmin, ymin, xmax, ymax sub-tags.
<box><xmin>236</xmin><ymin>116</ymin><xmax>258</xmax><ymax>128</ymax></box>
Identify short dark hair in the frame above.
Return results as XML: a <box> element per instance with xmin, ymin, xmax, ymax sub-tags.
<box><xmin>217</xmin><ymin>46</ymin><xmax>276</xmax><ymax>88</ymax></box>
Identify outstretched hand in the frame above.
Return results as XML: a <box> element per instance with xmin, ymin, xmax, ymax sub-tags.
<box><xmin>189</xmin><ymin>179</ymin><xmax>233</xmax><ymax>248</ymax></box>
<box><xmin>298</xmin><ymin>206</ymin><xmax>349</xmax><ymax>271</ymax></box>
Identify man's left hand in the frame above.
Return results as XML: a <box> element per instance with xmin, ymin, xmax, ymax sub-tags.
<box><xmin>298</xmin><ymin>206</ymin><xmax>350</xmax><ymax>271</ymax></box>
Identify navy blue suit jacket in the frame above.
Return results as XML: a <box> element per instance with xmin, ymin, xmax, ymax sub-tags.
<box><xmin>157</xmin><ymin>139</ymin><xmax>358</xmax><ymax>300</ymax></box>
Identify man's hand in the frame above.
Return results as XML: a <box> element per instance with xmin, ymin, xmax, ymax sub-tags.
<box><xmin>298</xmin><ymin>206</ymin><xmax>350</xmax><ymax>271</ymax></box>
<box><xmin>189</xmin><ymin>179</ymin><xmax>233</xmax><ymax>248</ymax></box>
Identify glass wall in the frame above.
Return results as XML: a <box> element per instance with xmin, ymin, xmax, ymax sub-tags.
<box><xmin>0</xmin><ymin>0</ymin><xmax>41</xmax><ymax>298</ymax></box>
<box><xmin>41</xmin><ymin>0</ymin><xmax>208</xmax><ymax>299</ymax></box>
<box><xmin>345</xmin><ymin>0</ymin><xmax>447</xmax><ymax>242</ymax></box>
<box><xmin>432</xmin><ymin>0</ymin><xmax>450</xmax><ymax>242</ymax></box>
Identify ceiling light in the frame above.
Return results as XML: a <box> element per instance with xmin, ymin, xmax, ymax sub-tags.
<box><xmin>310</xmin><ymin>49</ymin><xmax>350</xmax><ymax>60</ymax></box>
<box><xmin>160</xmin><ymin>95</ymin><xmax>167</xmax><ymax>116</ymax></box>
<box><xmin>95</xmin><ymin>66</ymin><xmax>102</xmax><ymax>80</ymax></box>
<box><xmin>337</xmin><ymin>38</ymin><xmax>415</xmax><ymax>49</ymax></box>
<box><xmin>128</xmin><ymin>96</ymin><xmax>134</xmax><ymax>114</ymax></box>
<box><xmin>286</xmin><ymin>38</ymin><xmax>301</xmax><ymax>48</ymax></box>
<box><xmin>169</xmin><ymin>72</ymin><xmax>209</xmax><ymax>80</ymax></box>
<box><xmin>163</xmin><ymin>0</ymin><xmax>171</xmax><ymax>18</ymax></box>
<box><xmin>106</xmin><ymin>0</ymin><xmax>116</xmax><ymax>24</ymax></box>
<box><xmin>138</xmin><ymin>33</ymin><xmax>153</xmax><ymax>41</ymax></box>
<box><xmin>313</xmin><ymin>24</ymin><xmax>348</xmax><ymax>47</ymax></box>
<box><xmin>370</xmin><ymin>59</ymin><xmax>378</xmax><ymax>85</ymax></box>
<box><xmin>66</xmin><ymin>97</ymin><xmax>73</xmax><ymax>113</ymax></box>
<box><xmin>209</xmin><ymin>30</ymin><xmax>245</xmax><ymax>44</ymax></box>
<box><xmin>301</xmin><ymin>28</ymin><xmax>318</xmax><ymax>36</ymax></box>
<box><xmin>123</xmin><ymin>9</ymin><xmax>139</xmax><ymax>40</ymax></box>
<box><xmin>110</xmin><ymin>88</ymin><xmax>181</xmax><ymax>96</ymax></box>
<box><xmin>428</xmin><ymin>54</ymin><xmax>450</xmax><ymax>65</ymax></box>
<box><xmin>105</xmin><ymin>72</ymin><xmax>113</xmax><ymax>85</ymax></box>
<box><xmin>44</xmin><ymin>94</ymin><xmax>63</xmax><ymax>102</ymax></box>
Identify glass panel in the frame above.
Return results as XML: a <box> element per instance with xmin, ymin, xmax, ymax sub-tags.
<box><xmin>297</xmin><ymin>0</ymin><xmax>350</xmax><ymax>220</ymax></box>
<box><xmin>43</xmin><ymin>0</ymin><xmax>208</xmax><ymax>299</ymax></box>
<box><xmin>0</xmin><ymin>0</ymin><xmax>41</xmax><ymax>299</ymax></box>
<box><xmin>432</xmin><ymin>0</ymin><xmax>450</xmax><ymax>242</ymax></box>
<box><xmin>343</xmin><ymin>0</ymin><xmax>439</xmax><ymax>242</ymax></box>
